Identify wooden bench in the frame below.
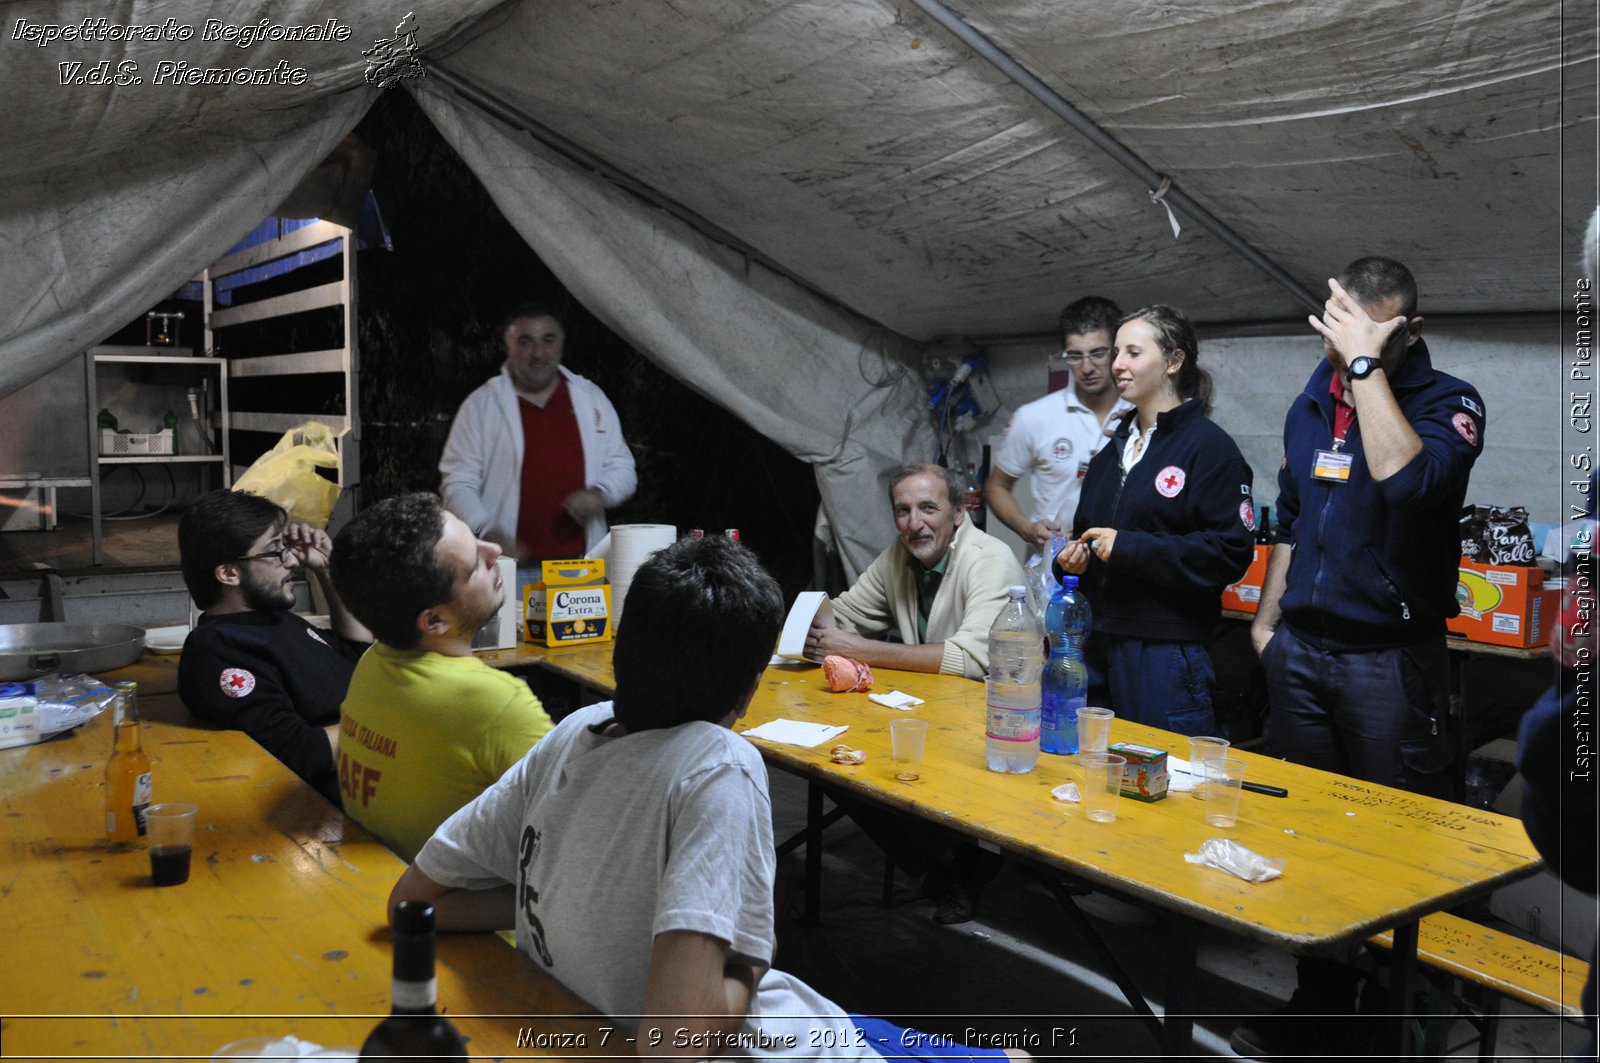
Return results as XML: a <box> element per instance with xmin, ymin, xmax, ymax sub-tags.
<box><xmin>1370</xmin><ymin>911</ymin><xmax>1590</xmax><ymax>1059</ymax></box>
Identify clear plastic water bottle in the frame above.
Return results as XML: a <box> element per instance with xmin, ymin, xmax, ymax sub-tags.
<box><xmin>986</xmin><ymin>584</ymin><xmax>1043</xmax><ymax>773</ymax></box>
<box><xmin>1041</xmin><ymin>574</ymin><xmax>1090</xmax><ymax>755</ymax></box>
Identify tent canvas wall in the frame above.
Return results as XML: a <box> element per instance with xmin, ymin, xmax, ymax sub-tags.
<box><xmin>1</xmin><ymin>0</ymin><xmax>1593</xmax><ymax>574</ymax></box>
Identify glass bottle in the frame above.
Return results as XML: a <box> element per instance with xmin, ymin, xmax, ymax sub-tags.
<box><xmin>105</xmin><ymin>680</ymin><xmax>152</xmax><ymax>845</ymax></box>
<box><xmin>361</xmin><ymin>901</ymin><xmax>468</xmax><ymax>1060</ymax></box>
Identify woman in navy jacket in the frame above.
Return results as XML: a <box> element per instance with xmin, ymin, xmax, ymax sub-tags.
<box><xmin>1054</xmin><ymin>305</ymin><xmax>1255</xmax><ymax>734</ymax></box>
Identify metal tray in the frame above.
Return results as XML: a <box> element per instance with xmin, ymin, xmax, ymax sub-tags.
<box><xmin>0</xmin><ymin>623</ymin><xmax>147</xmax><ymax>680</ymax></box>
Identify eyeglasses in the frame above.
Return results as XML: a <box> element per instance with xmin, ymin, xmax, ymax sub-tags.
<box><xmin>235</xmin><ymin>544</ymin><xmax>294</xmax><ymax>565</ymax></box>
<box><xmin>1060</xmin><ymin>347</ymin><xmax>1113</xmax><ymax>365</ymax></box>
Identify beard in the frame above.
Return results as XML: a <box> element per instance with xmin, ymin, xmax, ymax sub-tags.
<box><xmin>446</xmin><ymin>586</ymin><xmax>506</xmax><ymax>641</ymax></box>
<box><xmin>239</xmin><ymin>565</ymin><xmax>295</xmax><ymax>613</ymax></box>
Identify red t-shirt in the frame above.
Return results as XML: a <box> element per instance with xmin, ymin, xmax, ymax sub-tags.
<box><xmin>516</xmin><ymin>378</ymin><xmax>587</xmax><ymax>563</ymax></box>
<box><xmin>1328</xmin><ymin>373</ymin><xmax>1357</xmax><ymax>446</ymax></box>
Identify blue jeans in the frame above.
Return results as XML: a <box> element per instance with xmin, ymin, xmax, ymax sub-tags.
<box><xmin>1262</xmin><ymin>624</ymin><xmax>1454</xmax><ymax>798</ymax></box>
<box><xmin>1086</xmin><ymin>634</ymin><xmax>1216</xmax><ymax>736</ymax></box>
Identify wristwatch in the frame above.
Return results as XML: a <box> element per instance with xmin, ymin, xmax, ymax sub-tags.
<box><xmin>1347</xmin><ymin>356</ymin><xmax>1380</xmax><ymax>380</ymax></box>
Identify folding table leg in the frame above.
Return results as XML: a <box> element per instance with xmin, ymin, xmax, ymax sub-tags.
<box><xmin>1386</xmin><ymin>919</ymin><xmax>1420</xmax><ymax>1056</ymax></box>
<box><xmin>1161</xmin><ymin>917</ymin><xmax>1197</xmax><ymax>1058</ymax></box>
<box><xmin>804</xmin><ymin>782</ymin><xmax>824</xmax><ymax>926</ymax></box>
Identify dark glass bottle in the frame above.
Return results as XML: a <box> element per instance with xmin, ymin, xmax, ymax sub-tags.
<box><xmin>360</xmin><ymin>902</ymin><xmax>467</xmax><ymax>1060</ymax></box>
<box><xmin>1255</xmin><ymin>504</ymin><xmax>1273</xmax><ymax>545</ymax></box>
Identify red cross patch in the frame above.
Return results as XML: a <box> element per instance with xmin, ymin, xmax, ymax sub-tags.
<box><xmin>307</xmin><ymin>627</ymin><xmax>329</xmax><ymax>647</ymax></box>
<box><xmin>1240</xmin><ymin>500</ymin><xmax>1256</xmax><ymax>531</ymax></box>
<box><xmin>1155</xmin><ymin>465</ymin><xmax>1186</xmax><ymax>498</ymax></box>
<box><xmin>1451</xmin><ymin>412</ymin><xmax>1479</xmax><ymax>447</ymax></box>
<box><xmin>219</xmin><ymin>667</ymin><xmax>256</xmax><ymax>698</ymax></box>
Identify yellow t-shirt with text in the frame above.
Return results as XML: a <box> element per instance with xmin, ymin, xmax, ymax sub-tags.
<box><xmin>338</xmin><ymin>644</ymin><xmax>553</xmax><ymax>862</ymax></box>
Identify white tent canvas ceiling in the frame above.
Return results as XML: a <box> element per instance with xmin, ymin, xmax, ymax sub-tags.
<box><xmin>1</xmin><ymin>0</ymin><xmax>1594</xmax><ymax>572</ymax></box>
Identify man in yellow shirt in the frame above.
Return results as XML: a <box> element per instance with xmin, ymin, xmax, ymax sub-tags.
<box><xmin>331</xmin><ymin>492</ymin><xmax>553</xmax><ymax>861</ymax></box>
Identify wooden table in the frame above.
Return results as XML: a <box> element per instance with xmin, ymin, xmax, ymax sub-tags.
<box><xmin>0</xmin><ymin>708</ymin><xmax>611</xmax><ymax>1061</ymax></box>
<box><xmin>538</xmin><ymin>642</ymin><xmax>1545</xmax><ymax>1056</ymax></box>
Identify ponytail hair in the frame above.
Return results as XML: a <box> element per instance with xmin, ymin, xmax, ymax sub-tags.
<box><xmin>1120</xmin><ymin>304</ymin><xmax>1212</xmax><ymax>416</ymax></box>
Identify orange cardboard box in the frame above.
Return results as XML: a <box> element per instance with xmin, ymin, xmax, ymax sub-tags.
<box><xmin>1446</xmin><ymin>559</ymin><xmax>1555</xmax><ymax>649</ymax></box>
<box><xmin>1222</xmin><ymin>544</ymin><xmax>1272</xmax><ymax>614</ymax></box>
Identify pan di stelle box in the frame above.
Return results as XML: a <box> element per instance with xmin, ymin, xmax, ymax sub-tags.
<box><xmin>524</xmin><ymin>558</ymin><xmax>612</xmax><ymax>647</ymax></box>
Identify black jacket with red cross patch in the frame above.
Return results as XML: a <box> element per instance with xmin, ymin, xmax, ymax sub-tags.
<box><xmin>178</xmin><ymin>610</ymin><xmax>368</xmax><ymax>806</ymax></box>
<box><xmin>1064</xmin><ymin>397</ymin><xmax>1257</xmax><ymax>642</ymax></box>
<box><xmin>1273</xmin><ymin>338</ymin><xmax>1485</xmax><ymax>650</ymax></box>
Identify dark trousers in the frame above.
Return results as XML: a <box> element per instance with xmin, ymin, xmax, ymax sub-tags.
<box><xmin>1262</xmin><ymin>624</ymin><xmax>1454</xmax><ymax>799</ymax></box>
<box><xmin>1087</xmin><ymin>634</ymin><xmax>1217</xmax><ymax>736</ymax></box>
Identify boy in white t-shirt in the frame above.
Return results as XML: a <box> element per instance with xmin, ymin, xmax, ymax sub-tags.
<box><xmin>388</xmin><ymin>537</ymin><xmax>1028</xmax><ymax>1062</ymax></box>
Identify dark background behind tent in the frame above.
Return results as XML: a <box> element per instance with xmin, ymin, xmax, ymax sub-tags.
<box><xmin>97</xmin><ymin>88</ymin><xmax>823</xmax><ymax>598</ymax></box>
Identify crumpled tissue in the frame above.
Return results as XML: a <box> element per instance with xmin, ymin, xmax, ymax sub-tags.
<box><xmin>1183</xmin><ymin>838</ymin><xmax>1285</xmax><ymax>882</ymax></box>
<box><xmin>1050</xmin><ymin>782</ymin><xmax>1081</xmax><ymax>803</ymax></box>
<box><xmin>213</xmin><ymin>1036</ymin><xmax>356</xmax><ymax>1059</ymax></box>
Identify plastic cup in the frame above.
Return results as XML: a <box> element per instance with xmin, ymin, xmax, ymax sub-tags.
<box><xmin>1188</xmin><ymin>736</ymin><xmax>1230</xmax><ymax>799</ymax></box>
<box><xmin>145</xmin><ymin>802</ymin><xmax>197</xmax><ymax>886</ymax></box>
<box><xmin>890</xmin><ymin>719</ymin><xmax>927</xmax><ymax>780</ymax></box>
<box><xmin>1204</xmin><ymin>758</ymin><xmax>1247</xmax><ymax>828</ymax></box>
<box><xmin>1080</xmin><ymin>752</ymin><xmax>1126</xmax><ymax>823</ymax></box>
<box><xmin>1078</xmin><ymin>707</ymin><xmax>1114</xmax><ymax>759</ymax></box>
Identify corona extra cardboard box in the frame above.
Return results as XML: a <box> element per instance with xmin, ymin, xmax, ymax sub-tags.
<box><xmin>524</xmin><ymin>558</ymin><xmax>613</xmax><ymax>647</ymax></box>
<box><xmin>1221</xmin><ymin>544</ymin><xmax>1272</xmax><ymax>614</ymax></box>
<box><xmin>1446</xmin><ymin>559</ymin><xmax>1555</xmax><ymax>649</ymax></box>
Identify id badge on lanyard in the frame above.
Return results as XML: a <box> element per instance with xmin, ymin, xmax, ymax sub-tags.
<box><xmin>1312</xmin><ymin>443</ymin><xmax>1353</xmax><ymax>483</ymax></box>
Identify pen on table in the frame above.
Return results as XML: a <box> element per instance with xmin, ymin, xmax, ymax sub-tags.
<box><xmin>1242</xmin><ymin>781</ymin><xmax>1288</xmax><ymax>798</ymax></box>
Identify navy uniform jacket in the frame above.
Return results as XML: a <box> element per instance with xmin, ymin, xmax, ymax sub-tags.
<box><xmin>178</xmin><ymin>610</ymin><xmax>367</xmax><ymax>806</ymax></box>
<box><xmin>1275</xmin><ymin>339</ymin><xmax>1485</xmax><ymax>650</ymax></box>
<box><xmin>1069</xmin><ymin>398</ymin><xmax>1256</xmax><ymax>642</ymax></box>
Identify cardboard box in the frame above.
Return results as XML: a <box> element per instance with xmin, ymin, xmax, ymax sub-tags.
<box><xmin>1222</xmin><ymin>543</ymin><xmax>1272</xmax><ymax>613</ymax></box>
<box><xmin>1108</xmin><ymin>741</ymin><xmax>1169</xmax><ymax>802</ymax></box>
<box><xmin>469</xmin><ymin>557</ymin><xmax>522</xmax><ymax>651</ymax></box>
<box><xmin>524</xmin><ymin>558</ymin><xmax>613</xmax><ymax>647</ymax></box>
<box><xmin>0</xmin><ymin>691</ymin><xmax>40</xmax><ymax>751</ymax></box>
<box><xmin>1446</xmin><ymin>559</ymin><xmax>1555</xmax><ymax>648</ymax></box>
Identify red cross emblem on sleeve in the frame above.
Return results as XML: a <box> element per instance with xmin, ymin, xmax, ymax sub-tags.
<box><xmin>1155</xmin><ymin>466</ymin><xmax>1186</xmax><ymax>498</ymax></box>
<box><xmin>219</xmin><ymin>668</ymin><xmax>256</xmax><ymax>698</ymax></box>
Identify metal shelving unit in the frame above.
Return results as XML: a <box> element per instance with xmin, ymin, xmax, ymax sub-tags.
<box><xmin>205</xmin><ymin>219</ymin><xmax>359</xmax><ymax>525</ymax></box>
<box><xmin>87</xmin><ymin>346</ymin><xmax>230</xmax><ymax>564</ymax></box>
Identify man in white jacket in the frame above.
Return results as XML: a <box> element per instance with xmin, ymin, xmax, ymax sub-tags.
<box><xmin>439</xmin><ymin>305</ymin><xmax>637</xmax><ymax>563</ymax></box>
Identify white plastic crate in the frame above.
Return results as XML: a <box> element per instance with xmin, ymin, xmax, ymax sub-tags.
<box><xmin>100</xmin><ymin>429</ymin><xmax>175</xmax><ymax>455</ymax></box>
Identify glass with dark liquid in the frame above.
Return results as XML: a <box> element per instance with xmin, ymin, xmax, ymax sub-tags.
<box><xmin>144</xmin><ymin>803</ymin><xmax>198</xmax><ymax>886</ymax></box>
<box><xmin>150</xmin><ymin>846</ymin><xmax>192</xmax><ymax>886</ymax></box>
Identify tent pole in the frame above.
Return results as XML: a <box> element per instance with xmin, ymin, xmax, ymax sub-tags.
<box><xmin>907</xmin><ymin>0</ymin><xmax>1321</xmax><ymax>314</ymax></box>
<box><xmin>423</xmin><ymin>67</ymin><xmax>875</xmax><ymax>329</ymax></box>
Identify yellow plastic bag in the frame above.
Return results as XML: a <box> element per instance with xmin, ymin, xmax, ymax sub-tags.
<box><xmin>233</xmin><ymin>421</ymin><xmax>341</xmax><ymax>528</ymax></box>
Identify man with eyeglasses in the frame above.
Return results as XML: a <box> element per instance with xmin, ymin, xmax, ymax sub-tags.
<box><xmin>178</xmin><ymin>490</ymin><xmax>372</xmax><ymax>806</ymax></box>
<box><xmin>986</xmin><ymin>296</ymin><xmax>1133</xmax><ymax>558</ymax></box>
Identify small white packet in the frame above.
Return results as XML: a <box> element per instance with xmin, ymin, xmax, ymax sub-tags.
<box><xmin>1183</xmin><ymin>838</ymin><xmax>1285</xmax><ymax>882</ymax></box>
<box><xmin>867</xmin><ymin>690</ymin><xmax>924</xmax><ymax>710</ymax></box>
<box><xmin>1050</xmin><ymin>782</ymin><xmax>1081</xmax><ymax>803</ymax></box>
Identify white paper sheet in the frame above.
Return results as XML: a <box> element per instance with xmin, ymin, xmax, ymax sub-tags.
<box><xmin>776</xmin><ymin>592</ymin><xmax>832</xmax><ymax>661</ymax></box>
<box><xmin>740</xmin><ymin>719</ymin><xmax>848</xmax><ymax>748</ymax></box>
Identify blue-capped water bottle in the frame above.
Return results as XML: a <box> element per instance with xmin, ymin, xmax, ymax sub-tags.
<box><xmin>1041</xmin><ymin>573</ymin><xmax>1090</xmax><ymax>755</ymax></box>
<box><xmin>985</xmin><ymin>584</ymin><xmax>1043</xmax><ymax>773</ymax></box>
